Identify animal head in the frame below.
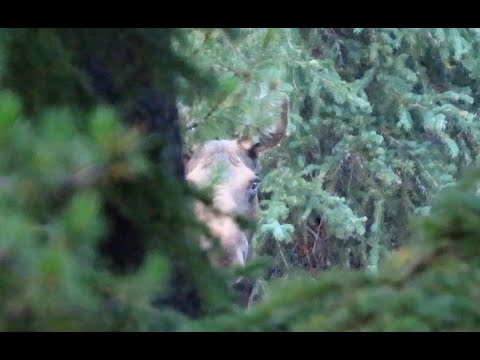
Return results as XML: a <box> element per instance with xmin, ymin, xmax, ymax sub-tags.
<box><xmin>186</xmin><ymin>99</ymin><xmax>289</xmax><ymax>269</ymax></box>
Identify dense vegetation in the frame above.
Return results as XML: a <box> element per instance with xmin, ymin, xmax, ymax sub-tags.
<box><xmin>1</xmin><ymin>28</ymin><xmax>480</xmax><ymax>331</ymax></box>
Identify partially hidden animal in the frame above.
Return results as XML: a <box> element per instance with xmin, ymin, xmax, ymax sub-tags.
<box><xmin>185</xmin><ymin>99</ymin><xmax>289</xmax><ymax>305</ymax></box>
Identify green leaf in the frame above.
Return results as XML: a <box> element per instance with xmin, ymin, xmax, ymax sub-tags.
<box><xmin>443</xmin><ymin>136</ymin><xmax>459</xmax><ymax>159</ymax></box>
<box><xmin>39</xmin><ymin>248</ymin><xmax>65</xmax><ymax>284</ymax></box>
<box><xmin>63</xmin><ymin>190</ymin><xmax>104</xmax><ymax>244</ymax></box>
<box><xmin>423</xmin><ymin>111</ymin><xmax>446</xmax><ymax>133</ymax></box>
<box><xmin>88</xmin><ymin>106</ymin><xmax>120</xmax><ymax>150</ymax></box>
<box><xmin>397</xmin><ymin>106</ymin><xmax>413</xmax><ymax>132</ymax></box>
<box><xmin>0</xmin><ymin>90</ymin><xmax>22</xmax><ymax>131</ymax></box>
<box><xmin>261</xmin><ymin>221</ymin><xmax>294</xmax><ymax>242</ymax></box>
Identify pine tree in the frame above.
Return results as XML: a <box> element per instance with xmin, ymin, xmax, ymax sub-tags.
<box><xmin>0</xmin><ymin>28</ymin><xmax>237</xmax><ymax>331</ymax></box>
<box><xmin>3</xmin><ymin>28</ymin><xmax>480</xmax><ymax>331</ymax></box>
<box><xmin>180</xmin><ymin>29</ymin><xmax>480</xmax><ymax>277</ymax></box>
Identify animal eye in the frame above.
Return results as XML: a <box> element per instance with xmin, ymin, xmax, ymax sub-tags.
<box><xmin>248</xmin><ymin>178</ymin><xmax>260</xmax><ymax>202</ymax></box>
<box><xmin>250</xmin><ymin>177</ymin><xmax>260</xmax><ymax>191</ymax></box>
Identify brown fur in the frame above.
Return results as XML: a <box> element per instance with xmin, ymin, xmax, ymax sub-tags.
<box><xmin>186</xmin><ymin>140</ymin><xmax>260</xmax><ymax>267</ymax></box>
<box><xmin>186</xmin><ymin>99</ymin><xmax>289</xmax><ymax>273</ymax></box>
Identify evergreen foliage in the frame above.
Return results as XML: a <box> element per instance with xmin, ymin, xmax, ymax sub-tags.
<box><xmin>183</xmin><ymin>167</ymin><xmax>480</xmax><ymax>331</ymax></box>
<box><xmin>2</xmin><ymin>28</ymin><xmax>480</xmax><ymax>331</ymax></box>
<box><xmin>180</xmin><ymin>29</ymin><xmax>480</xmax><ymax>277</ymax></box>
<box><xmin>0</xmin><ymin>28</ymin><xmax>237</xmax><ymax>330</ymax></box>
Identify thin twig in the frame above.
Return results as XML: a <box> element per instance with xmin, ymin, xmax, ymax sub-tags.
<box><xmin>397</xmin><ymin>244</ymin><xmax>452</xmax><ymax>284</ymax></box>
<box><xmin>409</xmin><ymin>103</ymin><xmax>427</xmax><ymax>110</ymax></box>
<box><xmin>286</xmin><ymin>36</ymin><xmax>302</xmax><ymax>53</ymax></box>
<box><xmin>302</xmin><ymin>221</ymin><xmax>313</xmax><ymax>270</ymax></box>
<box><xmin>60</xmin><ymin>162</ymin><xmax>137</xmax><ymax>194</ymax></box>
<box><xmin>312</xmin><ymin>219</ymin><xmax>323</xmax><ymax>253</ymax></box>
<box><xmin>306</xmin><ymin>224</ymin><xmax>319</xmax><ymax>241</ymax></box>
<box><xmin>292</xmin><ymin>67</ymin><xmax>299</xmax><ymax>91</ymax></box>
<box><xmin>347</xmin><ymin>158</ymin><xmax>355</xmax><ymax>196</ymax></box>
<box><xmin>277</xmin><ymin>240</ymin><xmax>290</xmax><ymax>270</ymax></box>
<box><xmin>62</xmin><ymin>165</ymin><xmax>107</xmax><ymax>190</ymax></box>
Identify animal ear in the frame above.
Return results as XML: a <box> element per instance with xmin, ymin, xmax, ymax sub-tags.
<box><xmin>237</xmin><ymin>98</ymin><xmax>289</xmax><ymax>157</ymax></box>
<box><xmin>237</xmin><ymin>136</ymin><xmax>258</xmax><ymax>153</ymax></box>
<box><xmin>237</xmin><ymin>136</ymin><xmax>262</xmax><ymax>162</ymax></box>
